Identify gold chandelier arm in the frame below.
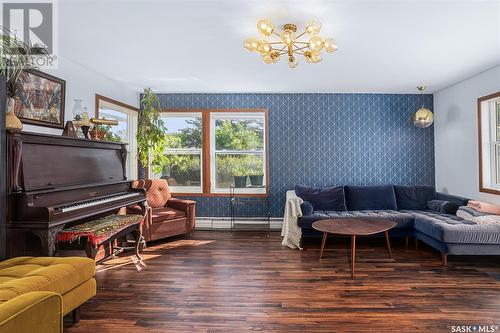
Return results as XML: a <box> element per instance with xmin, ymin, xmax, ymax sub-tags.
<box><xmin>293</xmin><ymin>50</ymin><xmax>306</xmax><ymax>55</ymax></box>
<box><xmin>272</xmin><ymin>31</ymin><xmax>281</xmax><ymax>38</ymax></box>
<box><xmin>293</xmin><ymin>45</ymin><xmax>309</xmax><ymax>52</ymax></box>
<box><xmin>269</xmin><ymin>42</ymin><xmax>283</xmax><ymax>45</ymax></box>
<box><xmin>293</xmin><ymin>41</ymin><xmax>309</xmax><ymax>45</ymax></box>
<box><xmin>295</xmin><ymin>30</ymin><xmax>307</xmax><ymax>39</ymax></box>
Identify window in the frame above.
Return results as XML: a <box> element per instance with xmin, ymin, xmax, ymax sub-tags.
<box><xmin>149</xmin><ymin>109</ymin><xmax>268</xmax><ymax>196</ymax></box>
<box><xmin>478</xmin><ymin>92</ymin><xmax>500</xmax><ymax>194</ymax></box>
<box><xmin>150</xmin><ymin>113</ymin><xmax>203</xmax><ymax>193</ymax></box>
<box><xmin>95</xmin><ymin>94</ymin><xmax>138</xmax><ymax>179</ymax></box>
<box><xmin>211</xmin><ymin>112</ymin><xmax>266</xmax><ymax>194</ymax></box>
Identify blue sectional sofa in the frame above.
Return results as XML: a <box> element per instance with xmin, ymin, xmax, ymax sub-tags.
<box><xmin>296</xmin><ymin>184</ymin><xmax>500</xmax><ymax>265</ymax></box>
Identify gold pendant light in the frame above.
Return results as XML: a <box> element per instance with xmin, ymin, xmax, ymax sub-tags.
<box><xmin>244</xmin><ymin>19</ymin><xmax>338</xmax><ymax>68</ymax></box>
<box><xmin>412</xmin><ymin>85</ymin><xmax>434</xmax><ymax>128</ymax></box>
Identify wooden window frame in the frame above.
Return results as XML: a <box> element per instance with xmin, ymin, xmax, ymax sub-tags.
<box><xmin>95</xmin><ymin>94</ymin><xmax>140</xmax><ymax>179</ymax></box>
<box><xmin>157</xmin><ymin>109</ymin><xmax>269</xmax><ymax>197</ymax></box>
<box><xmin>478</xmin><ymin>91</ymin><xmax>500</xmax><ymax>195</ymax></box>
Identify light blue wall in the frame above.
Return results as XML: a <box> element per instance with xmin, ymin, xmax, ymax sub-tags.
<box><xmin>155</xmin><ymin>93</ymin><xmax>434</xmax><ymax>217</ymax></box>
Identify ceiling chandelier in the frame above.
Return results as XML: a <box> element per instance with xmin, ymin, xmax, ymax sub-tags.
<box><xmin>412</xmin><ymin>85</ymin><xmax>434</xmax><ymax>128</ymax></box>
<box><xmin>243</xmin><ymin>19</ymin><xmax>338</xmax><ymax>68</ymax></box>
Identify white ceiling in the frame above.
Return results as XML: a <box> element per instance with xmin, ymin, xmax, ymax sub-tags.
<box><xmin>58</xmin><ymin>0</ymin><xmax>500</xmax><ymax>93</ymax></box>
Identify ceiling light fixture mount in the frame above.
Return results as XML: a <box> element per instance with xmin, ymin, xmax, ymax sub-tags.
<box><xmin>244</xmin><ymin>19</ymin><xmax>338</xmax><ymax>68</ymax></box>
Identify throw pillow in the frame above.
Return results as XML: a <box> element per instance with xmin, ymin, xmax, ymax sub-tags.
<box><xmin>294</xmin><ymin>185</ymin><xmax>346</xmax><ymax>211</ymax></box>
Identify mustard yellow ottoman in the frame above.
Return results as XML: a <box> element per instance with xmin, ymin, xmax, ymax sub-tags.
<box><xmin>0</xmin><ymin>257</ymin><xmax>96</xmax><ymax>333</ymax></box>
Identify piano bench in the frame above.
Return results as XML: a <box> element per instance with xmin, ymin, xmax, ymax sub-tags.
<box><xmin>56</xmin><ymin>214</ymin><xmax>144</xmax><ymax>262</ymax></box>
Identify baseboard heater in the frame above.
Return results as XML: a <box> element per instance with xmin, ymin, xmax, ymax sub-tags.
<box><xmin>195</xmin><ymin>217</ymin><xmax>283</xmax><ymax>231</ymax></box>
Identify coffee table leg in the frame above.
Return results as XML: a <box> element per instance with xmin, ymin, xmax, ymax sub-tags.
<box><xmin>319</xmin><ymin>232</ymin><xmax>328</xmax><ymax>259</ymax></box>
<box><xmin>384</xmin><ymin>231</ymin><xmax>393</xmax><ymax>258</ymax></box>
<box><xmin>351</xmin><ymin>235</ymin><xmax>356</xmax><ymax>278</ymax></box>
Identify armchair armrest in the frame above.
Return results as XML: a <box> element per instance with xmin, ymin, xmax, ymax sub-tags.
<box><xmin>167</xmin><ymin>198</ymin><xmax>196</xmax><ymax>211</ymax></box>
<box><xmin>0</xmin><ymin>291</ymin><xmax>63</xmax><ymax>333</ymax></box>
<box><xmin>167</xmin><ymin>198</ymin><xmax>196</xmax><ymax>231</ymax></box>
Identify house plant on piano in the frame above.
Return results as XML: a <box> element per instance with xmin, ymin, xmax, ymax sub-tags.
<box><xmin>0</xmin><ymin>26</ymin><xmax>48</xmax><ymax>130</ymax></box>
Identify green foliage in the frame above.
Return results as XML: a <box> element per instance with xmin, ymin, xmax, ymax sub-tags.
<box><xmin>0</xmin><ymin>26</ymin><xmax>48</xmax><ymax>98</ymax></box>
<box><xmin>215</xmin><ymin>120</ymin><xmax>263</xmax><ymax>150</ymax></box>
<box><xmin>137</xmin><ymin>88</ymin><xmax>168</xmax><ymax>173</ymax></box>
<box><xmin>100</xmin><ymin>125</ymin><xmax>122</xmax><ymax>143</ymax></box>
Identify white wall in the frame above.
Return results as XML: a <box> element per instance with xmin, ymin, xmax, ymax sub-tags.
<box><xmin>434</xmin><ymin>65</ymin><xmax>500</xmax><ymax>204</ymax></box>
<box><xmin>22</xmin><ymin>56</ymin><xmax>139</xmax><ymax>135</ymax></box>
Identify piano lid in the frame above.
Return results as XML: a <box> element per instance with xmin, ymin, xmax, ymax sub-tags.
<box><xmin>10</xmin><ymin>131</ymin><xmax>129</xmax><ymax>192</ymax></box>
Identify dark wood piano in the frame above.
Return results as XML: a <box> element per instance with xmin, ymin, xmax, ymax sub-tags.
<box><xmin>6</xmin><ymin>131</ymin><xmax>147</xmax><ymax>257</ymax></box>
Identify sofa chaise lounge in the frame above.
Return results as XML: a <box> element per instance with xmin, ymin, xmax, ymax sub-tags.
<box><xmin>295</xmin><ymin>184</ymin><xmax>500</xmax><ymax>265</ymax></box>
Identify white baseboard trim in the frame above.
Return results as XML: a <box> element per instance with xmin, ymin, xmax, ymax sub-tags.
<box><xmin>195</xmin><ymin>217</ymin><xmax>283</xmax><ymax>231</ymax></box>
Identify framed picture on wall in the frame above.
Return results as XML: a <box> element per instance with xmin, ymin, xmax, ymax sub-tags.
<box><xmin>8</xmin><ymin>69</ymin><xmax>66</xmax><ymax>129</ymax></box>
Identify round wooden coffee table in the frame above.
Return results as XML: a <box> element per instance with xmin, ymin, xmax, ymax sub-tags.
<box><xmin>312</xmin><ymin>218</ymin><xmax>397</xmax><ymax>278</ymax></box>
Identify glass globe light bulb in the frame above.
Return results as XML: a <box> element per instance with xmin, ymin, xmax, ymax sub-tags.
<box><xmin>323</xmin><ymin>38</ymin><xmax>338</xmax><ymax>53</ymax></box>
<box><xmin>305</xmin><ymin>19</ymin><xmax>322</xmax><ymax>34</ymax></box>
<box><xmin>310</xmin><ymin>51</ymin><xmax>322</xmax><ymax>63</ymax></box>
<box><xmin>257</xmin><ymin>19</ymin><xmax>274</xmax><ymax>36</ymax></box>
<box><xmin>288</xmin><ymin>56</ymin><xmax>298</xmax><ymax>68</ymax></box>
<box><xmin>412</xmin><ymin>107</ymin><xmax>434</xmax><ymax>128</ymax></box>
<box><xmin>257</xmin><ymin>40</ymin><xmax>272</xmax><ymax>55</ymax></box>
<box><xmin>308</xmin><ymin>35</ymin><xmax>323</xmax><ymax>52</ymax></box>
<box><xmin>244</xmin><ymin>38</ymin><xmax>259</xmax><ymax>51</ymax></box>
<box><xmin>262</xmin><ymin>55</ymin><xmax>273</xmax><ymax>64</ymax></box>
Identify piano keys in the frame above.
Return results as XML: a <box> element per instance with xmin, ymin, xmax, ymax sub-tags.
<box><xmin>6</xmin><ymin>131</ymin><xmax>147</xmax><ymax>257</ymax></box>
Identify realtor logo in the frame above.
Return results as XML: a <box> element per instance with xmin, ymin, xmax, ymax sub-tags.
<box><xmin>1</xmin><ymin>1</ymin><xmax>58</xmax><ymax>67</ymax></box>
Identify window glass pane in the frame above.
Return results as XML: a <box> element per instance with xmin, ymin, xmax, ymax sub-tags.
<box><xmin>497</xmin><ymin>102</ymin><xmax>500</xmax><ymax>141</ymax></box>
<box><xmin>153</xmin><ymin>114</ymin><xmax>203</xmax><ymax>192</ymax></box>
<box><xmin>163</xmin><ymin>116</ymin><xmax>202</xmax><ymax>149</ymax></box>
<box><xmin>156</xmin><ymin>153</ymin><xmax>202</xmax><ymax>187</ymax></box>
<box><xmin>99</xmin><ymin>108</ymin><xmax>129</xmax><ymax>143</ymax></box>
<box><xmin>215</xmin><ymin>119</ymin><xmax>264</xmax><ymax>150</ymax></box>
<box><xmin>215</xmin><ymin>153</ymin><xmax>264</xmax><ymax>188</ymax></box>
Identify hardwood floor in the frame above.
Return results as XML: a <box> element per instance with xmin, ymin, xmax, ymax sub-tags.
<box><xmin>65</xmin><ymin>231</ymin><xmax>500</xmax><ymax>333</ymax></box>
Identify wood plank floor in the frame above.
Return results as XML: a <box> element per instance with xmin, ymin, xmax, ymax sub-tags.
<box><xmin>65</xmin><ymin>231</ymin><xmax>500</xmax><ymax>333</ymax></box>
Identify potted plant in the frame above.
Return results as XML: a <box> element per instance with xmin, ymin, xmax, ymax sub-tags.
<box><xmin>0</xmin><ymin>27</ymin><xmax>48</xmax><ymax>130</ymax></box>
<box><xmin>232</xmin><ymin>164</ymin><xmax>248</xmax><ymax>188</ymax></box>
<box><xmin>247</xmin><ymin>157</ymin><xmax>264</xmax><ymax>186</ymax></box>
<box><xmin>136</xmin><ymin>88</ymin><xmax>168</xmax><ymax>175</ymax></box>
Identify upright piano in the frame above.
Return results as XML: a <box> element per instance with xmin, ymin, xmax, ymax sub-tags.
<box><xmin>6</xmin><ymin>131</ymin><xmax>147</xmax><ymax>257</ymax></box>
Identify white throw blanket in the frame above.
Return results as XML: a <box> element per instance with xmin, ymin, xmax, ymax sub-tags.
<box><xmin>281</xmin><ymin>190</ymin><xmax>304</xmax><ymax>249</ymax></box>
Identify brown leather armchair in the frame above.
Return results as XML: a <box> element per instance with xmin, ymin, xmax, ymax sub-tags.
<box><xmin>128</xmin><ymin>179</ymin><xmax>195</xmax><ymax>242</ymax></box>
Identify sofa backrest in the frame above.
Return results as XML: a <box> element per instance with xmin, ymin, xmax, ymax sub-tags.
<box><xmin>344</xmin><ymin>185</ymin><xmax>397</xmax><ymax>211</ymax></box>
<box><xmin>394</xmin><ymin>185</ymin><xmax>436</xmax><ymax>210</ymax></box>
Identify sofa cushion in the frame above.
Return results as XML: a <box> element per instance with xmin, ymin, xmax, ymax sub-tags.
<box><xmin>404</xmin><ymin>210</ymin><xmax>500</xmax><ymax>244</ymax></box>
<box><xmin>300</xmin><ymin>201</ymin><xmax>314</xmax><ymax>216</ymax></box>
<box><xmin>394</xmin><ymin>185</ymin><xmax>436</xmax><ymax>210</ymax></box>
<box><xmin>294</xmin><ymin>185</ymin><xmax>346</xmax><ymax>211</ymax></box>
<box><xmin>344</xmin><ymin>185</ymin><xmax>397</xmax><ymax>210</ymax></box>
<box><xmin>298</xmin><ymin>210</ymin><xmax>414</xmax><ymax>229</ymax></box>
<box><xmin>0</xmin><ymin>257</ymin><xmax>95</xmax><ymax>303</ymax></box>
<box><xmin>427</xmin><ymin>200</ymin><xmax>459</xmax><ymax>215</ymax></box>
<box><xmin>151</xmin><ymin>207</ymin><xmax>186</xmax><ymax>223</ymax></box>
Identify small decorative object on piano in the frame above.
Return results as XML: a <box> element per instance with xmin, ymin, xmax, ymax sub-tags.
<box><xmin>62</xmin><ymin>121</ymin><xmax>78</xmax><ymax>138</ymax></box>
<box><xmin>89</xmin><ymin>118</ymin><xmax>122</xmax><ymax>142</ymax></box>
<box><xmin>72</xmin><ymin>108</ymin><xmax>91</xmax><ymax>139</ymax></box>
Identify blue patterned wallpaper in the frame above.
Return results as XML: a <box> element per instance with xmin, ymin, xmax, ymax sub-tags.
<box><xmin>156</xmin><ymin>93</ymin><xmax>434</xmax><ymax>217</ymax></box>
